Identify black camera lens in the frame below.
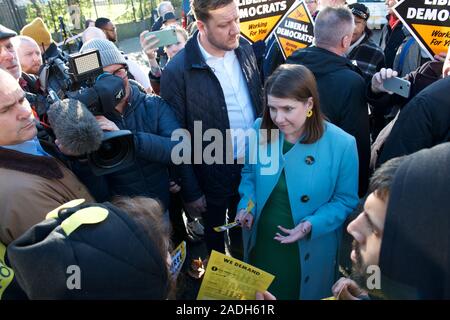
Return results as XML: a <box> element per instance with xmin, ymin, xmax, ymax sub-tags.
<box><xmin>90</xmin><ymin>137</ymin><xmax>129</xmax><ymax>169</ymax></box>
<box><xmin>87</xmin><ymin>130</ymin><xmax>135</xmax><ymax>176</ymax></box>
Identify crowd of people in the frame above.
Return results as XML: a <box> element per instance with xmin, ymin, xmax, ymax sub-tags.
<box><xmin>0</xmin><ymin>0</ymin><xmax>448</xmax><ymax>300</ymax></box>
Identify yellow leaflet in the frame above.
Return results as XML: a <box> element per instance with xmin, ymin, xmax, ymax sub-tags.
<box><xmin>197</xmin><ymin>250</ymin><xmax>275</xmax><ymax>300</ymax></box>
<box><xmin>246</xmin><ymin>199</ymin><xmax>255</xmax><ymax>212</ymax></box>
<box><xmin>213</xmin><ymin>221</ymin><xmax>239</xmax><ymax>232</ymax></box>
<box><xmin>170</xmin><ymin>241</ymin><xmax>186</xmax><ymax>276</ymax></box>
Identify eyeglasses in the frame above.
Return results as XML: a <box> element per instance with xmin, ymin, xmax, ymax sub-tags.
<box><xmin>104</xmin><ymin>27</ymin><xmax>117</xmax><ymax>32</ymax></box>
<box><xmin>111</xmin><ymin>65</ymin><xmax>129</xmax><ymax>79</ymax></box>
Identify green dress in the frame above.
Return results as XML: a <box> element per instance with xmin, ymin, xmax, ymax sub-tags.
<box><xmin>249</xmin><ymin>140</ymin><xmax>301</xmax><ymax>300</ymax></box>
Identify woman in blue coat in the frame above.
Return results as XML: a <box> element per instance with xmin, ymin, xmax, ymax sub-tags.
<box><xmin>236</xmin><ymin>64</ymin><xmax>359</xmax><ymax>300</ymax></box>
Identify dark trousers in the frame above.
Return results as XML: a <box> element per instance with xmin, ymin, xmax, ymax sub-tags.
<box><xmin>203</xmin><ymin>193</ymin><xmax>243</xmax><ymax>259</ymax></box>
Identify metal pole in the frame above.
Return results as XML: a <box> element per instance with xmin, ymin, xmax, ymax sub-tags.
<box><xmin>48</xmin><ymin>1</ymin><xmax>59</xmax><ymax>35</ymax></box>
<box><xmin>130</xmin><ymin>0</ymin><xmax>137</xmax><ymax>22</ymax></box>
<box><xmin>139</xmin><ymin>0</ymin><xmax>144</xmax><ymax>21</ymax></box>
<box><xmin>93</xmin><ymin>0</ymin><xmax>99</xmax><ymax>19</ymax></box>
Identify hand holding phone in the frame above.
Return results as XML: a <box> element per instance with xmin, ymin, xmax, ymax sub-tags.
<box><xmin>145</xmin><ymin>28</ymin><xmax>179</xmax><ymax>48</ymax></box>
<box><xmin>382</xmin><ymin>76</ymin><xmax>411</xmax><ymax>98</ymax></box>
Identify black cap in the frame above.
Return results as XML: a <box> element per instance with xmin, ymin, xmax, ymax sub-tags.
<box><xmin>348</xmin><ymin>3</ymin><xmax>370</xmax><ymax>21</ymax></box>
<box><xmin>163</xmin><ymin>11</ymin><xmax>176</xmax><ymax>23</ymax></box>
<box><xmin>0</xmin><ymin>24</ymin><xmax>17</xmax><ymax>40</ymax></box>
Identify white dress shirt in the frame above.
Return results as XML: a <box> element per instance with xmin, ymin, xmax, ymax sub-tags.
<box><xmin>198</xmin><ymin>35</ymin><xmax>255</xmax><ymax>159</ymax></box>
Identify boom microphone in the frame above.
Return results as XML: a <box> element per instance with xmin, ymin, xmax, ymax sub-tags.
<box><xmin>47</xmin><ymin>98</ymin><xmax>103</xmax><ymax>155</ymax></box>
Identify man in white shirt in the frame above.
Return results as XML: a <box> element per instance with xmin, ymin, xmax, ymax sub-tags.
<box><xmin>161</xmin><ymin>0</ymin><xmax>263</xmax><ymax>257</ymax></box>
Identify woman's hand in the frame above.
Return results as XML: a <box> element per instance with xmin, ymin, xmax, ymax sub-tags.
<box><xmin>235</xmin><ymin>209</ymin><xmax>254</xmax><ymax>229</ymax></box>
<box><xmin>274</xmin><ymin>221</ymin><xmax>312</xmax><ymax>243</ymax></box>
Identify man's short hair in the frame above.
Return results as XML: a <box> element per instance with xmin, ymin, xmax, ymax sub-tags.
<box><xmin>314</xmin><ymin>6</ymin><xmax>354</xmax><ymax>48</ymax></box>
<box><xmin>369</xmin><ymin>156</ymin><xmax>406</xmax><ymax>202</ymax></box>
<box><xmin>95</xmin><ymin>17</ymin><xmax>111</xmax><ymax>29</ymax></box>
<box><xmin>11</xmin><ymin>35</ymin><xmax>39</xmax><ymax>48</ymax></box>
<box><xmin>191</xmin><ymin>0</ymin><xmax>235</xmax><ymax>22</ymax></box>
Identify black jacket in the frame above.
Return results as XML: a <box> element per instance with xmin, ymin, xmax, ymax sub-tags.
<box><xmin>377</xmin><ymin>76</ymin><xmax>450</xmax><ymax>166</ymax></box>
<box><xmin>287</xmin><ymin>46</ymin><xmax>370</xmax><ymax>196</ymax></box>
<box><xmin>160</xmin><ymin>32</ymin><xmax>263</xmax><ymax>197</ymax></box>
<box><xmin>99</xmin><ymin>84</ymin><xmax>202</xmax><ymax>209</ymax></box>
<box><xmin>379</xmin><ymin>18</ymin><xmax>406</xmax><ymax>69</ymax></box>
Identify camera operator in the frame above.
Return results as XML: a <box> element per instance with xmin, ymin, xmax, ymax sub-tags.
<box><xmin>59</xmin><ymin>38</ymin><xmax>206</xmax><ymax>216</ymax></box>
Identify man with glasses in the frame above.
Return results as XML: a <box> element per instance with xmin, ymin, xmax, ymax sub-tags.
<box><xmin>95</xmin><ymin>17</ymin><xmax>118</xmax><ymax>43</ymax></box>
<box><xmin>78</xmin><ymin>39</ymin><xmax>205</xmax><ymax>219</ymax></box>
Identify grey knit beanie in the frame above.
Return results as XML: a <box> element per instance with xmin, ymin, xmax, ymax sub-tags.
<box><xmin>80</xmin><ymin>38</ymin><xmax>127</xmax><ymax>67</ymax></box>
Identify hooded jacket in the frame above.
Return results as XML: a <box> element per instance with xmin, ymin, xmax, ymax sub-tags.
<box><xmin>379</xmin><ymin>142</ymin><xmax>450</xmax><ymax>299</ymax></box>
<box><xmin>287</xmin><ymin>46</ymin><xmax>370</xmax><ymax>196</ymax></box>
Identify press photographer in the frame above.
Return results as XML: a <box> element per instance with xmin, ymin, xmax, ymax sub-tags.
<box><xmin>56</xmin><ymin>38</ymin><xmax>206</xmax><ymax>214</ymax></box>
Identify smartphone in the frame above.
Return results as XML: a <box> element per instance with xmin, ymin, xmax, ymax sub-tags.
<box><xmin>145</xmin><ymin>28</ymin><xmax>178</xmax><ymax>48</ymax></box>
<box><xmin>382</xmin><ymin>76</ymin><xmax>411</xmax><ymax>98</ymax></box>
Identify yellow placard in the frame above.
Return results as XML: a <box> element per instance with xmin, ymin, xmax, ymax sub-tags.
<box><xmin>238</xmin><ymin>0</ymin><xmax>297</xmax><ymax>43</ymax></box>
<box><xmin>273</xmin><ymin>0</ymin><xmax>315</xmax><ymax>59</ymax></box>
<box><xmin>197</xmin><ymin>250</ymin><xmax>275</xmax><ymax>300</ymax></box>
<box><xmin>411</xmin><ymin>24</ymin><xmax>450</xmax><ymax>57</ymax></box>
<box><xmin>393</xmin><ymin>0</ymin><xmax>450</xmax><ymax>59</ymax></box>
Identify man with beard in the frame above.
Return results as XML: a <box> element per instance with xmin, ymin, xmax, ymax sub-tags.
<box><xmin>332</xmin><ymin>143</ymin><xmax>450</xmax><ymax>299</ymax></box>
<box><xmin>11</xmin><ymin>36</ymin><xmax>43</xmax><ymax>76</ymax></box>
<box><xmin>160</xmin><ymin>0</ymin><xmax>262</xmax><ymax>257</ymax></box>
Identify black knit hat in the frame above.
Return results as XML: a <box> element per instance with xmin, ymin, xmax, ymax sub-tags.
<box><xmin>348</xmin><ymin>3</ymin><xmax>370</xmax><ymax>21</ymax></box>
<box><xmin>7</xmin><ymin>200</ymin><xmax>170</xmax><ymax>300</ymax></box>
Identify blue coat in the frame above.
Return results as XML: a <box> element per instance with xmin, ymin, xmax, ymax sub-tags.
<box><xmin>238</xmin><ymin>119</ymin><xmax>359</xmax><ymax>299</ymax></box>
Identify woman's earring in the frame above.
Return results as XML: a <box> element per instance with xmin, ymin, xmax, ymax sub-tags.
<box><xmin>306</xmin><ymin>109</ymin><xmax>313</xmax><ymax>118</ymax></box>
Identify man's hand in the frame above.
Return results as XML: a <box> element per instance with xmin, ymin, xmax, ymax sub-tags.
<box><xmin>274</xmin><ymin>221</ymin><xmax>312</xmax><ymax>243</ymax></box>
<box><xmin>95</xmin><ymin>115</ymin><xmax>119</xmax><ymax>131</ymax></box>
<box><xmin>169</xmin><ymin>180</ymin><xmax>181</xmax><ymax>193</ymax></box>
<box><xmin>371</xmin><ymin>68</ymin><xmax>398</xmax><ymax>94</ymax></box>
<box><xmin>55</xmin><ymin>139</ymin><xmax>79</xmax><ymax>156</ymax></box>
<box><xmin>184</xmin><ymin>195</ymin><xmax>207</xmax><ymax>218</ymax></box>
<box><xmin>235</xmin><ymin>209</ymin><xmax>254</xmax><ymax>229</ymax></box>
<box><xmin>332</xmin><ymin>277</ymin><xmax>368</xmax><ymax>300</ymax></box>
<box><xmin>255</xmin><ymin>291</ymin><xmax>276</xmax><ymax>300</ymax></box>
